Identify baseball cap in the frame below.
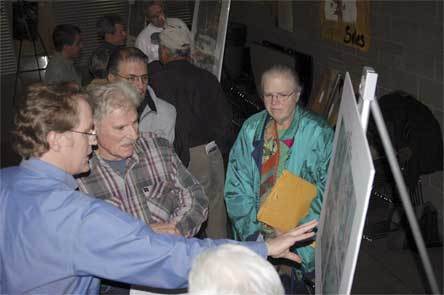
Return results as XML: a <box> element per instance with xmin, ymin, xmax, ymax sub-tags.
<box><xmin>159</xmin><ymin>18</ymin><xmax>191</xmax><ymax>50</ymax></box>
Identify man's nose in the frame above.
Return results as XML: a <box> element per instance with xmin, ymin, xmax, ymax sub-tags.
<box><xmin>134</xmin><ymin>79</ymin><xmax>145</xmax><ymax>93</ymax></box>
<box><xmin>128</xmin><ymin>124</ymin><xmax>139</xmax><ymax>140</ymax></box>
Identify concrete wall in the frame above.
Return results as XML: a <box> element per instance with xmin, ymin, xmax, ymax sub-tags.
<box><xmin>230</xmin><ymin>0</ymin><xmax>443</xmax><ymax>231</ymax></box>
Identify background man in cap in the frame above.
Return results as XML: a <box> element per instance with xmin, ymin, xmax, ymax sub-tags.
<box><xmin>151</xmin><ymin>18</ymin><xmax>233</xmax><ymax>239</ymax></box>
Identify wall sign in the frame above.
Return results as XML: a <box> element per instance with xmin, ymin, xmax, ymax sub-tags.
<box><xmin>320</xmin><ymin>0</ymin><xmax>370</xmax><ymax>51</ymax></box>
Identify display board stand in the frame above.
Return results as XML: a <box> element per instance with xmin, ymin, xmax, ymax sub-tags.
<box><xmin>363</xmin><ymin>68</ymin><xmax>439</xmax><ymax>294</ymax></box>
<box><xmin>316</xmin><ymin>67</ymin><xmax>439</xmax><ymax>294</ymax></box>
<box><xmin>316</xmin><ymin>71</ymin><xmax>375</xmax><ymax>294</ymax></box>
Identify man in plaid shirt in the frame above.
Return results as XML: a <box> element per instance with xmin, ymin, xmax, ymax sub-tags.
<box><xmin>77</xmin><ymin>80</ymin><xmax>208</xmax><ymax>238</ymax></box>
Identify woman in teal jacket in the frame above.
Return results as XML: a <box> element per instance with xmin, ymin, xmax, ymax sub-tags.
<box><xmin>224</xmin><ymin>65</ymin><xmax>334</xmax><ymax>275</ymax></box>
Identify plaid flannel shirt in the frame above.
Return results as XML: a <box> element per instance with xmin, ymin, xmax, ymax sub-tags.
<box><xmin>77</xmin><ymin>133</ymin><xmax>208</xmax><ymax>237</ymax></box>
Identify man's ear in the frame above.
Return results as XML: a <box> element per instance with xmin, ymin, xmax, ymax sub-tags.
<box><xmin>108</xmin><ymin>72</ymin><xmax>116</xmax><ymax>82</ymax></box>
<box><xmin>46</xmin><ymin>131</ymin><xmax>62</xmax><ymax>152</ymax></box>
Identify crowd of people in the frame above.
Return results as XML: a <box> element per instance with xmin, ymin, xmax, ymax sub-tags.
<box><xmin>1</xmin><ymin>1</ymin><xmax>334</xmax><ymax>294</ymax></box>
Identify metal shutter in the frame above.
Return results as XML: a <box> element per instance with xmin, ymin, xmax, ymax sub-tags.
<box><xmin>1</xmin><ymin>1</ymin><xmax>17</xmax><ymax>75</ymax></box>
<box><xmin>164</xmin><ymin>1</ymin><xmax>195</xmax><ymax>28</ymax></box>
<box><xmin>52</xmin><ymin>1</ymin><xmax>129</xmax><ymax>67</ymax></box>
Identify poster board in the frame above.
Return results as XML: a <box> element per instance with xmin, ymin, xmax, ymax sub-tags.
<box><xmin>191</xmin><ymin>0</ymin><xmax>230</xmax><ymax>81</ymax></box>
<box><xmin>315</xmin><ymin>73</ymin><xmax>375</xmax><ymax>294</ymax></box>
<box><xmin>320</xmin><ymin>0</ymin><xmax>370</xmax><ymax>51</ymax></box>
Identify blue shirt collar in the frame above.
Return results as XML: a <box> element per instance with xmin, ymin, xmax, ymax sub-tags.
<box><xmin>21</xmin><ymin>158</ymin><xmax>79</xmax><ymax>190</ymax></box>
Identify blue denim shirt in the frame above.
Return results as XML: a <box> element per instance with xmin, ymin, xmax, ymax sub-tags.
<box><xmin>0</xmin><ymin>159</ymin><xmax>266</xmax><ymax>294</ymax></box>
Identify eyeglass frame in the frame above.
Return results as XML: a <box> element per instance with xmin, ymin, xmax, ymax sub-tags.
<box><xmin>263</xmin><ymin>89</ymin><xmax>300</xmax><ymax>102</ymax></box>
<box><xmin>116</xmin><ymin>73</ymin><xmax>149</xmax><ymax>84</ymax></box>
<box><xmin>69</xmin><ymin>130</ymin><xmax>97</xmax><ymax>138</ymax></box>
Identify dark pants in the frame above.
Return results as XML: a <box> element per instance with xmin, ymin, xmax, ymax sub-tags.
<box><xmin>188</xmin><ymin>144</ymin><xmax>228</xmax><ymax>239</ymax></box>
<box><xmin>100</xmin><ymin>280</ymin><xmax>130</xmax><ymax>295</ymax></box>
<box><xmin>280</xmin><ymin>270</ymin><xmax>315</xmax><ymax>295</ymax></box>
<box><xmin>100</xmin><ymin>280</ymin><xmax>187</xmax><ymax>294</ymax></box>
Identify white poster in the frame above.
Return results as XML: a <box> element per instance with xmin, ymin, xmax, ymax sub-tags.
<box><xmin>191</xmin><ymin>0</ymin><xmax>230</xmax><ymax>81</ymax></box>
<box><xmin>316</xmin><ymin>73</ymin><xmax>375</xmax><ymax>294</ymax></box>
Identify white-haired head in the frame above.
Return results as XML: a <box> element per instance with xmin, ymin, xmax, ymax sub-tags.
<box><xmin>188</xmin><ymin>244</ymin><xmax>284</xmax><ymax>295</ymax></box>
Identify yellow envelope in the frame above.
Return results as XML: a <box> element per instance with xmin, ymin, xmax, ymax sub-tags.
<box><xmin>257</xmin><ymin>170</ymin><xmax>317</xmax><ymax>233</ymax></box>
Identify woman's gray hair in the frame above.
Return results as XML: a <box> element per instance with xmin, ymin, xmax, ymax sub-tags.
<box><xmin>260</xmin><ymin>64</ymin><xmax>302</xmax><ymax>96</ymax></box>
<box><xmin>188</xmin><ymin>244</ymin><xmax>284</xmax><ymax>295</ymax></box>
<box><xmin>87</xmin><ymin>80</ymin><xmax>142</xmax><ymax>122</ymax></box>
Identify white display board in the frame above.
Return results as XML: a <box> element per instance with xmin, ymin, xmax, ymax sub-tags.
<box><xmin>191</xmin><ymin>0</ymin><xmax>230</xmax><ymax>81</ymax></box>
<box><xmin>315</xmin><ymin>73</ymin><xmax>375</xmax><ymax>294</ymax></box>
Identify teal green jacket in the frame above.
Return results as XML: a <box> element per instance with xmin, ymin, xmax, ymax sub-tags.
<box><xmin>224</xmin><ymin>106</ymin><xmax>334</xmax><ymax>272</ymax></box>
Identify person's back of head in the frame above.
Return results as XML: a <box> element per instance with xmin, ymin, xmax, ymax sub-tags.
<box><xmin>13</xmin><ymin>83</ymin><xmax>83</xmax><ymax>159</ymax></box>
<box><xmin>188</xmin><ymin>244</ymin><xmax>284</xmax><ymax>295</ymax></box>
<box><xmin>52</xmin><ymin>24</ymin><xmax>81</xmax><ymax>56</ymax></box>
<box><xmin>89</xmin><ymin>47</ymin><xmax>112</xmax><ymax>79</ymax></box>
<box><xmin>158</xmin><ymin>18</ymin><xmax>191</xmax><ymax>64</ymax></box>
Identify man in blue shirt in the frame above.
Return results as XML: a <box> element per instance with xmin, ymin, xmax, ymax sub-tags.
<box><xmin>0</xmin><ymin>83</ymin><xmax>317</xmax><ymax>294</ymax></box>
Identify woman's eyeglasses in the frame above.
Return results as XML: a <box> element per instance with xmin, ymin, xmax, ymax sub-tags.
<box><xmin>263</xmin><ymin>90</ymin><xmax>299</xmax><ymax>102</ymax></box>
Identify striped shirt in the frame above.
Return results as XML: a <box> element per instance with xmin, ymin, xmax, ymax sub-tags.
<box><xmin>77</xmin><ymin>133</ymin><xmax>208</xmax><ymax>237</ymax></box>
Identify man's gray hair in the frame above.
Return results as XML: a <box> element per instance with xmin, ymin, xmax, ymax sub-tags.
<box><xmin>188</xmin><ymin>244</ymin><xmax>284</xmax><ymax>295</ymax></box>
<box><xmin>87</xmin><ymin>80</ymin><xmax>142</xmax><ymax>121</ymax></box>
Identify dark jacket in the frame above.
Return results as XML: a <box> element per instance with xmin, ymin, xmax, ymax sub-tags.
<box><xmin>368</xmin><ymin>91</ymin><xmax>443</xmax><ymax>190</ymax></box>
<box><xmin>150</xmin><ymin>60</ymin><xmax>233</xmax><ymax>166</ymax></box>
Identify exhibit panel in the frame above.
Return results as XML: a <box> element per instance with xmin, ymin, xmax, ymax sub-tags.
<box><xmin>316</xmin><ymin>72</ymin><xmax>375</xmax><ymax>294</ymax></box>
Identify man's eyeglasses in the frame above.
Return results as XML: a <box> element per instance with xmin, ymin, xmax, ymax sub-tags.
<box><xmin>116</xmin><ymin>73</ymin><xmax>149</xmax><ymax>84</ymax></box>
<box><xmin>263</xmin><ymin>90</ymin><xmax>299</xmax><ymax>102</ymax></box>
<box><xmin>69</xmin><ymin>130</ymin><xmax>96</xmax><ymax>138</ymax></box>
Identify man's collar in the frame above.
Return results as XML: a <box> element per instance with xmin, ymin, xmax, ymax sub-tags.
<box><xmin>91</xmin><ymin>143</ymin><xmax>141</xmax><ymax>171</ymax></box>
<box><xmin>138</xmin><ymin>86</ymin><xmax>157</xmax><ymax>116</ymax></box>
<box><xmin>21</xmin><ymin>158</ymin><xmax>78</xmax><ymax>189</ymax></box>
